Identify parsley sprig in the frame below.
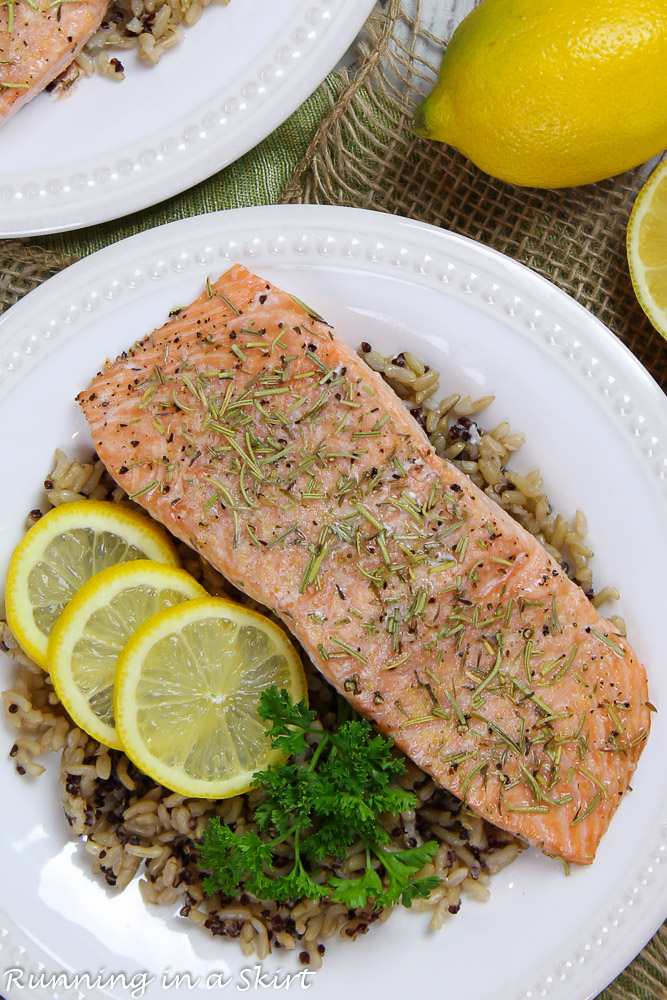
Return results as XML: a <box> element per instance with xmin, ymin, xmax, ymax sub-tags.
<box><xmin>198</xmin><ymin>686</ymin><xmax>441</xmax><ymax>909</ymax></box>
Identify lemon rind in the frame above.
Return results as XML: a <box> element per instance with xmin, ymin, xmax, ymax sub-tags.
<box><xmin>47</xmin><ymin>560</ymin><xmax>206</xmax><ymax>751</ymax></box>
<box><xmin>114</xmin><ymin>596</ymin><xmax>307</xmax><ymax>799</ymax></box>
<box><xmin>627</xmin><ymin>161</ymin><xmax>667</xmax><ymax>342</ymax></box>
<box><xmin>5</xmin><ymin>500</ymin><xmax>181</xmax><ymax>669</ymax></box>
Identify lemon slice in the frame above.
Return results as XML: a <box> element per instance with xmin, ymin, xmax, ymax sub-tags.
<box><xmin>627</xmin><ymin>160</ymin><xmax>667</xmax><ymax>340</ymax></box>
<box><xmin>114</xmin><ymin>597</ymin><xmax>307</xmax><ymax>798</ymax></box>
<box><xmin>47</xmin><ymin>561</ymin><xmax>206</xmax><ymax>750</ymax></box>
<box><xmin>5</xmin><ymin>500</ymin><xmax>180</xmax><ymax>668</ymax></box>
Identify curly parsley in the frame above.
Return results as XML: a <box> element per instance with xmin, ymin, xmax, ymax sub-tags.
<box><xmin>198</xmin><ymin>686</ymin><xmax>441</xmax><ymax>909</ymax></box>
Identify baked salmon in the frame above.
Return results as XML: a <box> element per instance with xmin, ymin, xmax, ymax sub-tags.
<box><xmin>78</xmin><ymin>264</ymin><xmax>651</xmax><ymax>865</ymax></box>
<box><xmin>0</xmin><ymin>0</ymin><xmax>108</xmax><ymax>125</ymax></box>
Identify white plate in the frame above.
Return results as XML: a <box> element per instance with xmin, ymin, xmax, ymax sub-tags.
<box><xmin>0</xmin><ymin>0</ymin><xmax>374</xmax><ymax>237</ymax></box>
<box><xmin>0</xmin><ymin>205</ymin><xmax>666</xmax><ymax>1000</ymax></box>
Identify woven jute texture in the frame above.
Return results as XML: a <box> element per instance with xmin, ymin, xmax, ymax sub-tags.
<box><xmin>282</xmin><ymin>0</ymin><xmax>667</xmax><ymax>391</ymax></box>
<box><xmin>0</xmin><ymin>244</ymin><xmax>72</xmax><ymax>315</ymax></box>
<box><xmin>0</xmin><ymin>1</ymin><xmax>665</xmax><ymax>997</ymax></box>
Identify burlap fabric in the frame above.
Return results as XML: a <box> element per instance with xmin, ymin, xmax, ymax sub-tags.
<box><xmin>281</xmin><ymin>1</ymin><xmax>667</xmax><ymax>390</ymax></box>
<box><xmin>0</xmin><ymin>1</ymin><xmax>665</xmax><ymax>997</ymax></box>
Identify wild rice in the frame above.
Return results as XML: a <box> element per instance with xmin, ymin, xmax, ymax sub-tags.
<box><xmin>2</xmin><ymin>345</ymin><xmax>621</xmax><ymax>960</ymax></box>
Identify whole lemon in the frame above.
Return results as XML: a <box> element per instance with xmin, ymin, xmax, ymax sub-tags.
<box><xmin>413</xmin><ymin>0</ymin><xmax>667</xmax><ymax>189</ymax></box>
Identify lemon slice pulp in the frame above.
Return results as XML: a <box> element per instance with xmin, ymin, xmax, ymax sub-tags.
<box><xmin>114</xmin><ymin>597</ymin><xmax>307</xmax><ymax>798</ymax></box>
<box><xmin>47</xmin><ymin>561</ymin><xmax>206</xmax><ymax>750</ymax></box>
<box><xmin>627</xmin><ymin>160</ymin><xmax>667</xmax><ymax>341</ymax></box>
<box><xmin>5</xmin><ymin>500</ymin><xmax>180</xmax><ymax>668</ymax></box>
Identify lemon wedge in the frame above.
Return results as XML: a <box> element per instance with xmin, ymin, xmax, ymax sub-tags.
<box><xmin>114</xmin><ymin>597</ymin><xmax>307</xmax><ymax>798</ymax></box>
<box><xmin>47</xmin><ymin>561</ymin><xmax>206</xmax><ymax>750</ymax></box>
<box><xmin>627</xmin><ymin>160</ymin><xmax>667</xmax><ymax>341</ymax></box>
<box><xmin>5</xmin><ymin>500</ymin><xmax>180</xmax><ymax>668</ymax></box>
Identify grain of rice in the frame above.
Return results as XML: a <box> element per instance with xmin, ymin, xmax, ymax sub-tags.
<box><xmin>575</xmin><ymin>567</ymin><xmax>593</xmax><ymax>586</ymax></box>
<box><xmin>340</xmin><ymin>845</ymin><xmax>367</xmax><ymax>876</ymax></box>
<box><xmin>125</xmin><ymin>815</ymin><xmax>161</xmax><ymax>837</ymax></box>
<box><xmin>414</xmin><ymin>383</ymin><xmax>439</xmax><ymax>405</ymax></box>
<box><xmin>359</xmin><ymin>348</ymin><xmax>386</xmax><ymax>373</ymax></box>
<box><xmin>575</xmin><ymin>509</ymin><xmax>588</xmax><ymax>536</ymax></box>
<box><xmin>443</xmin><ymin>866</ymin><xmax>469</xmax><ymax>889</ymax></box>
<box><xmin>97</xmin><ymin>52</ymin><xmax>125</xmax><ymax>79</ymax></box>
<box><xmin>74</xmin><ymin>49</ymin><xmax>96</xmax><ymax>74</ymax></box>
<box><xmin>125</xmin><ymin>844</ymin><xmax>165</xmax><ymax>859</ymax></box>
<box><xmin>502</xmin><ymin>433</ymin><xmax>526</xmax><ymax>451</ymax></box>
<box><xmin>411</xmin><ymin>370</ymin><xmax>439</xmax><ymax>393</ymax></box>
<box><xmin>609</xmin><ymin>615</ymin><xmax>627</xmax><ymax>636</ymax></box>
<box><xmin>64</xmin><ymin>763</ymin><xmax>98</xmax><ymax>778</ymax></box>
<box><xmin>116</xmin><ymin>756</ymin><xmax>136</xmax><ymax>790</ymax></box>
<box><xmin>124</xmin><ymin>800</ymin><xmax>159</xmax><ymax>819</ymax></box>
<box><xmin>2</xmin><ymin>690</ymin><xmax>31</xmax><ymax>714</ymax></box>
<box><xmin>163</xmin><ymin>792</ymin><xmax>185</xmax><ymax>808</ymax></box>
<box><xmin>418</xmin><ymin>807</ymin><xmax>455</xmax><ymax>826</ymax></box>
<box><xmin>402</xmin><ymin>352</ymin><xmax>426</xmax><ymax>376</ymax></box>
<box><xmin>429</xmin><ymin>895</ymin><xmax>453</xmax><ymax>930</ymax></box>
<box><xmin>505</xmin><ymin>469</ymin><xmax>542</xmax><ymax>498</ymax></box>
<box><xmin>152</xmin><ymin>4</ymin><xmax>171</xmax><ymax>36</ymax></box>
<box><xmin>96</xmin><ymin>751</ymin><xmax>112</xmax><ymax>780</ymax></box>
<box><xmin>591</xmin><ymin>586</ymin><xmax>621</xmax><ymax>608</ymax></box>
<box><xmin>116</xmin><ymin>864</ymin><xmax>141</xmax><ymax>890</ymax></box>
<box><xmin>445</xmin><ymin>441</ymin><xmax>466</xmax><ymax>459</ymax></box>
<box><xmin>184</xmin><ymin>3</ymin><xmax>202</xmax><ymax>25</ymax></box>
<box><xmin>484</xmin><ymin>843</ymin><xmax>523</xmax><ymax>875</ymax></box>
<box><xmin>453</xmin><ymin>394</ymin><xmax>495</xmax><ymax>416</ymax></box>
<box><xmin>138</xmin><ymin>31</ymin><xmax>156</xmax><ymax>55</ymax></box>
<box><xmin>158</xmin><ymin>887</ymin><xmax>180</xmax><ymax>905</ymax></box>
<box><xmin>566</xmin><ymin>533</ymin><xmax>595</xmax><ymax>558</ymax></box>
<box><xmin>489</xmin><ymin>420</ymin><xmax>509</xmax><ymax>440</ymax></box>
<box><xmin>477</xmin><ymin>457</ymin><xmax>502</xmax><ymax>486</ymax></box>
<box><xmin>465</xmin><ymin>813</ymin><xmax>487</xmax><ymax>849</ymax></box>
<box><xmin>462</xmin><ymin>877</ymin><xmax>491</xmax><ymax>903</ymax></box>
<box><xmin>549</xmin><ymin>515</ymin><xmax>569</xmax><ymax>552</ymax></box>
<box><xmin>382</xmin><ymin>363</ymin><xmax>418</xmax><ymax>384</ymax></box>
<box><xmin>304</xmin><ymin>914</ymin><xmax>324</xmax><ymax>941</ymax></box>
<box><xmin>534</xmin><ymin>496</ymin><xmax>549</xmax><ymax>528</ymax></box>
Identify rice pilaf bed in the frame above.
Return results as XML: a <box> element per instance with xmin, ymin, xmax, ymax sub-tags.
<box><xmin>1</xmin><ymin>348</ymin><xmax>622</xmax><ymax>963</ymax></box>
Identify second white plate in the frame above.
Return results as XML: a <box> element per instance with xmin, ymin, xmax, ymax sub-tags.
<box><xmin>0</xmin><ymin>0</ymin><xmax>375</xmax><ymax>236</ymax></box>
<box><xmin>0</xmin><ymin>205</ymin><xmax>665</xmax><ymax>1000</ymax></box>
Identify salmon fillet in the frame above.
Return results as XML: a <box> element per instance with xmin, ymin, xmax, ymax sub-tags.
<box><xmin>78</xmin><ymin>264</ymin><xmax>651</xmax><ymax>865</ymax></box>
<box><xmin>0</xmin><ymin>0</ymin><xmax>108</xmax><ymax>125</ymax></box>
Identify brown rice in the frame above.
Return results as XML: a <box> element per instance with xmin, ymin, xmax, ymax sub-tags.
<box><xmin>2</xmin><ymin>345</ymin><xmax>624</xmax><ymax>961</ymax></box>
